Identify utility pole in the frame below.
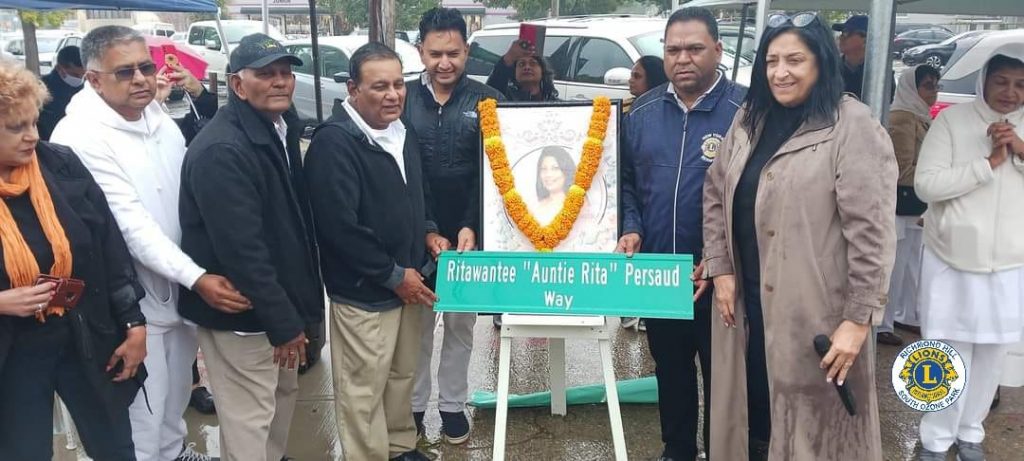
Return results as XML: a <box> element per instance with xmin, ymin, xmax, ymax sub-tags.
<box><xmin>369</xmin><ymin>0</ymin><xmax>396</xmax><ymax>49</ymax></box>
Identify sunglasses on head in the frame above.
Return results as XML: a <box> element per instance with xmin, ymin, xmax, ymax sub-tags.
<box><xmin>91</xmin><ymin>62</ymin><xmax>158</xmax><ymax>82</ymax></box>
<box><xmin>767</xmin><ymin>12</ymin><xmax>819</xmax><ymax>29</ymax></box>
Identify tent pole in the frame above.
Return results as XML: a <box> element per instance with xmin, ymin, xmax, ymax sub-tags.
<box><xmin>309</xmin><ymin>0</ymin><xmax>323</xmax><ymax>123</ymax></box>
<box><xmin>262</xmin><ymin>0</ymin><xmax>269</xmax><ymax>34</ymax></box>
<box><xmin>753</xmin><ymin>0</ymin><xmax>769</xmax><ymax>45</ymax></box>
<box><xmin>731</xmin><ymin>3</ymin><xmax>750</xmax><ymax>81</ymax></box>
<box><xmin>863</xmin><ymin>0</ymin><xmax>896</xmax><ymax>122</ymax></box>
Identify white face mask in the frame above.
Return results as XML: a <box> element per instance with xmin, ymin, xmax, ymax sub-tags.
<box><xmin>61</xmin><ymin>72</ymin><xmax>84</xmax><ymax>88</ymax></box>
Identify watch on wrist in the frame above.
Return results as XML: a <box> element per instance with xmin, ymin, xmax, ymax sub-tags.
<box><xmin>125</xmin><ymin>320</ymin><xmax>147</xmax><ymax>330</ymax></box>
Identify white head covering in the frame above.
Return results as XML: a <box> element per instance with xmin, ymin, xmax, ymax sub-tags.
<box><xmin>890</xmin><ymin>65</ymin><xmax>934</xmax><ymax>123</ymax></box>
<box><xmin>974</xmin><ymin>42</ymin><xmax>1024</xmax><ymax>121</ymax></box>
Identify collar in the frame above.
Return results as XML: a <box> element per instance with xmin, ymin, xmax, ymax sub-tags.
<box><xmin>419</xmin><ymin>72</ymin><xmax>469</xmax><ymax>105</ymax></box>
<box><xmin>341</xmin><ymin>98</ymin><xmax>406</xmax><ymax>145</ymax></box>
<box><xmin>663</xmin><ymin>71</ymin><xmax>725</xmax><ymax>112</ymax></box>
<box><xmin>232</xmin><ymin>96</ymin><xmax>295</xmax><ymax>148</ymax></box>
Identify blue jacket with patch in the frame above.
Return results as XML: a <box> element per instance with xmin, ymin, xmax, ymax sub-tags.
<box><xmin>621</xmin><ymin>76</ymin><xmax>746</xmax><ymax>256</ymax></box>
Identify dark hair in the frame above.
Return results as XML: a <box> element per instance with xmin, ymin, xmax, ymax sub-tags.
<box><xmin>56</xmin><ymin>45</ymin><xmax>82</xmax><ymax>68</ymax></box>
<box><xmin>349</xmin><ymin>42</ymin><xmax>402</xmax><ymax>83</ymax></box>
<box><xmin>914</xmin><ymin>64</ymin><xmax>940</xmax><ymax>87</ymax></box>
<box><xmin>535</xmin><ymin>146</ymin><xmax>576</xmax><ymax>200</ymax></box>
<box><xmin>741</xmin><ymin>16</ymin><xmax>843</xmax><ymax>133</ymax></box>
<box><xmin>511</xmin><ymin>55</ymin><xmax>559</xmax><ymax>100</ymax></box>
<box><xmin>81</xmin><ymin>25</ymin><xmax>144</xmax><ymax>70</ymax></box>
<box><xmin>986</xmin><ymin>54</ymin><xmax>1024</xmax><ymax>78</ymax></box>
<box><xmin>418</xmin><ymin>7</ymin><xmax>467</xmax><ymax>45</ymax></box>
<box><xmin>636</xmin><ymin>55</ymin><xmax>668</xmax><ymax>92</ymax></box>
<box><xmin>666</xmin><ymin>7</ymin><xmax>719</xmax><ymax>41</ymax></box>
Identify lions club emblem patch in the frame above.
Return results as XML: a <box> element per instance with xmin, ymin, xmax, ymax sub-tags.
<box><xmin>700</xmin><ymin>133</ymin><xmax>722</xmax><ymax>163</ymax></box>
<box><xmin>891</xmin><ymin>340</ymin><xmax>966</xmax><ymax>412</ymax></box>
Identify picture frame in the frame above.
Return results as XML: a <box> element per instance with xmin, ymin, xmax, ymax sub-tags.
<box><xmin>479</xmin><ymin>100</ymin><xmax>622</xmax><ymax>253</ymax></box>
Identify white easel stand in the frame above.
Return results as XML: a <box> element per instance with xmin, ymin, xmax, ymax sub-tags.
<box><xmin>492</xmin><ymin>314</ymin><xmax>627</xmax><ymax>460</ymax></box>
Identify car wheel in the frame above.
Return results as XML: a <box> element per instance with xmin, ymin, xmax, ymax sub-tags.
<box><xmin>925</xmin><ymin>55</ymin><xmax>943</xmax><ymax>68</ymax></box>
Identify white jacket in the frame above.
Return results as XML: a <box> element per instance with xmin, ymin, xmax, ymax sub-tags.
<box><xmin>52</xmin><ymin>85</ymin><xmax>205</xmax><ymax>328</ymax></box>
<box><xmin>915</xmin><ymin>43</ymin><xmax>1024</xmax><ymax>273</ymax></box>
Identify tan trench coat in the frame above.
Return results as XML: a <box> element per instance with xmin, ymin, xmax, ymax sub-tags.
<box><xmin>702</xmin><ymin>96</ymin><xmax>897</xmax><ymax>461</ymax></box>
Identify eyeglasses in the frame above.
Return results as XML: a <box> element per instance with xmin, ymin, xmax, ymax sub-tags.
<box><xmin>91</xmin><ymin>62</ymin><xmax>158</xmax><ymax>82</ymax></box>
<box><xmin>767</xmin><ymin>12</ymin><xmax>819</xmax><ymax>29</ymax></box>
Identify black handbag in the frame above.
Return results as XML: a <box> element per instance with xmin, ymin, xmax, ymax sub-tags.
<box><xmin>896</xmin><ymin>186</ymin><xmax>928</xmax><ymax>216</ymax></box>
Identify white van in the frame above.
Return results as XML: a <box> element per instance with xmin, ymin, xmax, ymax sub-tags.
<box><xmin>132</xmin><ymin>22</ymin><xmax>176</xmax><ymax>38</ymax></box>
<box><xmin>186</xmin><ymin>20</ymin><xmax>285</xmax><ymax>81</ymax></box>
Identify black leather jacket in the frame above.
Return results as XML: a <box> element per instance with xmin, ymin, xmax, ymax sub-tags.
<box><xmin>403</xmin><ymin>75</ymin><xmax>503</xmax><ymax>241</ymax></box>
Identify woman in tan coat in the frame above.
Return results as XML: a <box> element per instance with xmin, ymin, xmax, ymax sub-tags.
<box><xmin>879</xmin><ymin>64</ymin><xmax>940</xmax><ymax>345</ymax></box>
<box><xmin>702</xmin><ymin>13</ymin><xmax>896</xmax><ymax>461</ymax></box>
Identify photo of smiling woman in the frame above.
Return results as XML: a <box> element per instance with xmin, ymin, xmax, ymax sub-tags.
<box><xmin>702</xmin><ymin>12</ymin><xmax>896</xmax><ymax>461</ymax></box>
<box><xmin>533</xmin><ymin>146</ymin><xmax>576</xmax><ymax>225</ymax></box>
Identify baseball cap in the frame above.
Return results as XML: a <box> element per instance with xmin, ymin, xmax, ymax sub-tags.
<box><xmin>229</xmin><ymin>33</ymin><xmax>302</xmax><ymax>73</ymax></box>
<box><xmin>832</xmin><ymin>15</ymin><xmax>868</xmax><ymax>34</ymax></box>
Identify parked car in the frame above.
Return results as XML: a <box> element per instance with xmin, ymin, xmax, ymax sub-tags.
<box><xmin>893</xmin><ymin>23</ymin><xmax>953</xmax><ymax>37</ymax></box>
<box><xmin>283</xmin><ymin>36</ymin><xmax>425</xmax><ymax>127</ymax></box>
<box><xmin>931</xmin><ymin>28</ymin><xmax>1024</xmax><ymax>117</ymax></box>
<box><xmin>3</xmin><ymin>30</ymin><xmax>82</xmax><ymax>73</ymax></box>
<box><xmin>892</xmin><ymin>28</ymin><xmax>955</xmax><ymax>56</ymax></box>
<box><xmin>171</xmin><ymin>31</ymin><xmax>187</xmax><ymax>44</ymax></box>
<box><xmin>902</xmin><ymin>30</ymin><xmax>990</xmax><ymax>68</ymax></box>
<box><xmin>132</xmin><ymin>22</ymin><xmax>176</xmax><ymax>37</ymax></box>
<box><xmin>467</xmin><ymin>16</ymin><xmax>753</xmax><ymax>102</ymax></box>
<box><xmin>186</xmin><ymin>20</ymin><xmax>284</xmax><ymax>80</ymax></box>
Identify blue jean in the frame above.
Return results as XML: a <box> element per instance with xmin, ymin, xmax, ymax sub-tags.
<box><xmin>0</xmin><ymin>316</ymin><xmax>135</xmax><ymax>461</ymax></box>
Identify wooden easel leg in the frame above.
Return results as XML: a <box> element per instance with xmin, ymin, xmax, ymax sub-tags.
<box><xmin>600</xmin><ymin>338</ymin><xmax>627</xmax><ymax>460</ymax></box>
<box><xmin>549</xmin><ymin>337</ymin><xmax>567</xmax><ymax>416</ymax></box>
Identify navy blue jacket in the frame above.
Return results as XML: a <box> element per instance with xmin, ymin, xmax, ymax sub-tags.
<box><xmin>621</xmin><ymin>76</ymin><xmax>746</xmax><ymax>256</ymax></box>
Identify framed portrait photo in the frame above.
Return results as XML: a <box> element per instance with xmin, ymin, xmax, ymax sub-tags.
<box><xmin>480</xmin><ymin>100</ymin><xmax>621</xmax><ymax>253</ymax></box>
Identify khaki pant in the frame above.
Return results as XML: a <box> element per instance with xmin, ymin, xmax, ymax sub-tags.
<box><xmin>198</xmin><ymin>328</ymin><xmax>298</xmax><ymax>461</ymax></box>
<box><xmin>331</xmin><ymin>302</ymin><xmax>422</xmax><ymax>460</ymax></box>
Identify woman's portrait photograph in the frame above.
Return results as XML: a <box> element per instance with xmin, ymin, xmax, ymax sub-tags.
<box><xmin>481</xmin><ymin>103</ymin><xmax>620</xmax><ymax>253</ymax></box>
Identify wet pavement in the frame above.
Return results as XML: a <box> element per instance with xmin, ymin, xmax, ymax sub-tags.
<box><xmin>53</xmin><ymin>314</ymin><xmax>1023</xmax><ymax>460</ymax></box>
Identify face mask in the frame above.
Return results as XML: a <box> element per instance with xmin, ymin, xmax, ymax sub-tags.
<box><xmin>61</xmin><ymin>73</ymin><xmax>84</xmax><ymax>88</ymax></box>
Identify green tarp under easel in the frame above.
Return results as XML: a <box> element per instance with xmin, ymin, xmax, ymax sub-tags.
<box><xmin>468</xmin><ymin>376</ymin><xmax>659</xmax><ymax>409</ymax></box>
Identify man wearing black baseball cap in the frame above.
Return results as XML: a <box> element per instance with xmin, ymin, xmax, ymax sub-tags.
<box><xmin>833</xmin><ymin>15</ymin><xmax>869</xmax><ymax>99</ymax></box>
<box><xmin>179</xmin><ymin>33</ymin><xmax>325</xmax><ymax>461</ymax></box>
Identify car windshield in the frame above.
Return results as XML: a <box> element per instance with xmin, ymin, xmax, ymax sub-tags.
<box><xmin>393</xmin><ymin>41</ymin><xmax>425</xmax><ymax>74</ymax></box>
<box><xmin>223</xmin><ymin>23</ymin><xmax>283</xmax><ymax>43</ymax></box>
<box><xmin>37</xmin><ymin>37</ymin><xmax>62</xmax><ymax>53</ymax></box>
<box><xmin>628</xmin><ymin>31</ymin><xmax>664</xmax><ymax>58</ymax></box>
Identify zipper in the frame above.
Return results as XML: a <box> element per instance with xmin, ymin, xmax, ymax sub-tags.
<box><xmin>672</xmin><ymin>113</ymin><xmax>690</xmax><ymax>254</ymax></box>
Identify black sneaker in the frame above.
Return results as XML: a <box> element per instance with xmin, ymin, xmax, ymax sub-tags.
<box><xmin>876</xmin><ymin>331</ymin><xmax>904</xmax><ymax>346</ymax></box>
<box><xmin>189</xmin><ymin>386</ymin><xmax>216</xmax><ymax>415</ymax></box>
<box><xmin>440</xmin><ymin>410</ymin><xmax>470</xmax><ymax>444</ymax></box>
<box><xmin>175</xmin><ymin>443</ymin><xmax>213</xmax><ymax>461</ymax></box>
<box><xmin>388</xmin><ymin>450</ymin><xmax>430</xmax><ymax>461</ymax></box>
<box><xmin>414</xmin><ymin>411</ymin><xmax>425</xmax><ymax>437</ymax></box>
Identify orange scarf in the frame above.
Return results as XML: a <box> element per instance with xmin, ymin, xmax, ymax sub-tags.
<box><xmin>0</xmin><ymin>154</ymin><xmax>73</xmax><ymax>322</ymax></box>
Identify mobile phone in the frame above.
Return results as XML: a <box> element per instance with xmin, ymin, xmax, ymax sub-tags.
<box><xmin>34</xmin><ymin>275</ymin><xmax>85</xmax><ymax>309</ymax></box>
<box><xmin>518</xmin><ymin>23</ymin><xmax>546</xmax><ymax>53</ymax></box>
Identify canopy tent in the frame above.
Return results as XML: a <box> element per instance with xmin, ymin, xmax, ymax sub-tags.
<box><xmin>0</xmin><ymin>0</ymin><xmax>217</xmax><ymax>12</ymax></box>
<box><xmin>683</xmin><ymin>0</ymin><xmax>1024</xmax><ymax>16</ymax></box>
<box><xmin>682</xmin><ymin>0</ymin><xmax>1022</xmax><ymax>124</ymax></box>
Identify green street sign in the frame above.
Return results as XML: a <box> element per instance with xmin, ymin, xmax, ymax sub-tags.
<box><xmin>435</xmin><ymin>252</ymin><xmax>694</xmax><ymax>319</ymax></box>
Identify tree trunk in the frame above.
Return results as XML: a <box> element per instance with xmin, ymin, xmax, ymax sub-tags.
<box><xmin>20</xmin><ymin>12</ymin><xmax>41</xmax><ymax>76</ymax></box>
<box><xmin>368</xmin><ymin>0</ymin><xmax>395</xmax><ymax>49</ymax></box>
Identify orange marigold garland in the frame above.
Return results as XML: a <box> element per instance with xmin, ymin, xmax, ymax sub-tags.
<box><xmin>479</xmin><ymin>97</ymin><xmax>611</xmax><ymax>250</ymax></box>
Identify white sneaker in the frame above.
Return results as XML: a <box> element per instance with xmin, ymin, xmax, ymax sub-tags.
<box><xmin>621</xmin><ymin>317</ymin><xmax>640</xmax><ymax>329</ymax></box>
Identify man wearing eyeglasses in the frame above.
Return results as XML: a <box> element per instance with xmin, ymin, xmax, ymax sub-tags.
<box><xmin>178</xmin><ymin>33</ymin><xmax>324</xmax><ymax>461</ymax></box>
<box><xmin>51</xmin><ymin>25</ymin><xmax>248</xmax><ymax>461</ymax></box>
